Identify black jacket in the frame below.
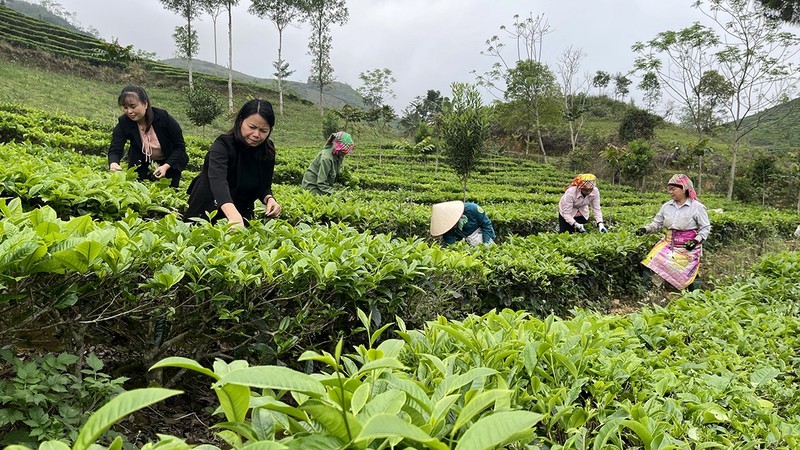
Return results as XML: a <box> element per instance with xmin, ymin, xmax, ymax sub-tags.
<box><xmin>185</xmin><ymin>133</ymin><xmax>276</xmax><ymax>221</ymax></box>
<box><xmin>108</xmin><ymin>107</ymin><xmax>188</xmax><ymax>171</ymax></box>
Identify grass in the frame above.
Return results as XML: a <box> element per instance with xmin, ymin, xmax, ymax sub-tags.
<box><xmin>0</xmin><ymin>52</ymin><xmax>396</xmax><ymax>148</ymax></box>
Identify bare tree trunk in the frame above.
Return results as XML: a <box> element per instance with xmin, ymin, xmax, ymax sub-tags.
<box><xmin>319</xmin><ymin>84</ymin><xmax>324</xmax><ymax>116</ymax></box>
<box><xmin>211</xmin><ymin>16</ymin><xmax>218</xmax><ymax>65</ymax></box>
<box><xmin>187</xmin><ymin>16</ymin><xmax>193</xmax><ymax>88</ymax></box>
<box><xmin>525</xmin><ymin>130</ymin><xmax>530</xmax><ymax>156</ymax></box>
<box><xmin>533</xmin><ymin>109</ymin><xmax>547</xmax><ymax>163</ymax></box>
<box><xmin>727</xmin><ymin>141</ymin><xmax>738</xmax><ymax>201</ymax></box>
<box><xmin>698</xmin><ymin>155</ymin><xmax>703</xmax><ymax>195</ymax></box>
<box><xmin>695</xmin><ymin>129</ymin><xmax>703</xmax><ymax>196</ymax></box>
<box><xmin>277</xmin><ymin>32</ymin><xmax>284</xmax><ymax>115</ymax></box>
<box><xmin>568</xmin><ymin>122</ymin><xmax>576</xmax><ymax>152</ymax></box>
<box><xmin>227</xmin><ymin>5</ymin><xmax>234</xmax><ymax>112</ymax></box>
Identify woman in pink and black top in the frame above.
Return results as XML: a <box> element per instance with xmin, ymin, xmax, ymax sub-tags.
<box><xmin>108</xmin><ymin>85</ymin><xmax>188</xmax><ymax>188</ymax></box>
<box><xmin>558</xmin><ymin>173</ymin><xmax>607</xmax><ymax>234</ymax></box>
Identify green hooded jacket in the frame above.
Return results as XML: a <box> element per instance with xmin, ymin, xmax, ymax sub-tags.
<box><xmin>301</xmin><ymin>146</ymin><xmax>343</xmax><ymax>195</ymax></box>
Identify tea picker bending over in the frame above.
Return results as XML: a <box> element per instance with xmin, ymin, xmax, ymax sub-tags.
<box><xmin>184</xmin><ymin>98</ymin><xmax>281</xmax><ymax>228</ymax></box>
<box><xmin>558</xmin><ymin>173</ymin><xmax>607</xmax><ymax>234</ymax></box>
<box><xmin>301</xmin><ymin>131</ymin><xmax>354</xmax><ymax>195</ymax></box>
<box><xmin>637</xmin><ymin>173</ymin><xmax>711</xmax><ymax>290</ymax></box>
<box><xmin>430</xmin><ymin>201</ymin><xmax>496</xmax><ymax>246</ymax></box>
<box><xmin>108</xmin><ymin>85</ymin><xmax>188</xmax><ymax>188</ymax></box>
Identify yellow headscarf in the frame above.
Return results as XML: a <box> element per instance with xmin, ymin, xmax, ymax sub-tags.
<box><xmin>568</xmin><ymin>173</ymin><xmax>597</xmax><ymax>190</ymax></box>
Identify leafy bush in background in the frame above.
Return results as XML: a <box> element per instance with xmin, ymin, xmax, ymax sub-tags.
<box><xmin>0</xmin><ymin>351</ymin><xmax>126</xmax><ymax>446</ymax></box>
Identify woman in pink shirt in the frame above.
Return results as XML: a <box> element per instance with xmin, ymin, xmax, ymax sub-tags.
<box><xmin>558</xmin><ymin>173</ymin><xmax>607</xmax><ymax>234</ymax></box>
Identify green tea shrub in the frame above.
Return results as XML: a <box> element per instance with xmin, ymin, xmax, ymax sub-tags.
<box><xmin>0</xmin><ymin>351</ymin><xmax>127</xmax><ymax>446</ymax></box>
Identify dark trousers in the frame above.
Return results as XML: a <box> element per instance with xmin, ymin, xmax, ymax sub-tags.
<box><xmin>558</xmin><ymin>214</ymin><xmax>587</xmax><ymax>233</ymax></box>
<box><xmin>135</xmin><ymin>162</ymin><xmax>181</xmax><ymax>188</ymax></box>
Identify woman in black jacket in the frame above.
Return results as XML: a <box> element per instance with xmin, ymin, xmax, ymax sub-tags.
<box><xmin>108</xmin><ymin>85</ymin><xmax>188</xmax><ymax>188</ymax></box>
<box><xmin>185</xmin><ymin>98</ymin><xmax>282</xmax><ymax>227</ymax></box>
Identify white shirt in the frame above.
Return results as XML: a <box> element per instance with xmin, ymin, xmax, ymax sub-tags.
<box><xmin>644</xmin><ymin>198</ymin><xmax>711</xmax><ymax>241</ymax></box>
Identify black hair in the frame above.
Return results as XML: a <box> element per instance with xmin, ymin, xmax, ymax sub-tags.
<box><xmin>117</xmin><ymin>85</ymin><xmax>154</xmax><ymax>131</ymax></box>
<box><xmin>668</xmin><ymin>183</ymin><xmax>690</xmax><ymax>197</ymax></box>
<box><xmin>229</xmin><ymin>98</ymin><xmax>276</xmax><ymax>158</ymax></box>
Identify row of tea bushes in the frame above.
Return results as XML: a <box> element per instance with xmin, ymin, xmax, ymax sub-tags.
<box><xmin>10</xmin><ymin>251</ymin><xmax>799</xmax><ymax>448</ymax></box>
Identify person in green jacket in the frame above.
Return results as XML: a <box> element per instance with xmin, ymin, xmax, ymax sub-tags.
<box><xmin>301</xmin><ymin>131</ymin><xmax>354</xmax><ymax>195</ymax></box>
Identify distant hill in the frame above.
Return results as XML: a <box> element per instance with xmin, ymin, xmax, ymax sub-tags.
<box><xmin>733</xmin><ymin>97</ymin><xmax>800</xmax><ymax>151</ymax></box>
<box><xmin>161</xmin><ymin>58</ymin><xmax>365</xmax><ymax>110</ymax></box>
<box><xmin>5</xmin><ymin>0</ymin><xmax>94</xmax><ymax>37</ymax></box>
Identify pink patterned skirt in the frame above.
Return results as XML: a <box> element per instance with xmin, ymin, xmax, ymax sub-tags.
<box><xmin>641</xmin><ymin>229</ymin><xmax>701</xmax><ymax>290</ymax></box>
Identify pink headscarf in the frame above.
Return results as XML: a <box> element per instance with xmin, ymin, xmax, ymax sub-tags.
<box><xmin>668</xmin><ymin>173</ymin><xmax>698</xmax><ymax>200</ymax></box>
<box><xmin>329</xmin><ymin>131</ymin><xmax>354</xmax><ymax>156</ymax></box>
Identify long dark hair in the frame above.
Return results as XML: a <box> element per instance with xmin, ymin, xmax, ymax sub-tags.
<box><xmin>229</xmin><ymin>98</ymin><xmax>276</xmax><ymax>159</ymax></box>
<box><xmin>118</xmin><ymin>85</ymin><xmax>155</xmax><ymax>131</ymax></box>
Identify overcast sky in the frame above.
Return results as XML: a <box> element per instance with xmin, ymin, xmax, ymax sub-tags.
<box><xmin>52</xmin><ymin>0</ymin><xmax>712</xmax><ymax>110</ymax></box>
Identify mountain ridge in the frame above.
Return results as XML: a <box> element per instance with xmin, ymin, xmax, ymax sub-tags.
<box><xmin>160</xmin><ymin>57</ymin><xmax>365</xmax><ymax>110</ymax></box>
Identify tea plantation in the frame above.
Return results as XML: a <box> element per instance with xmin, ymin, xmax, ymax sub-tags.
<box><xmin>2</xmin><ymin>103</ymin><xmax>800</xmax><ymax>449</ymax></box>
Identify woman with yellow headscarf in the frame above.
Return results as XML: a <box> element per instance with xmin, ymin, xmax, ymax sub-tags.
<box><xmin>558</xmin><ymin>173</ymin><xmax>607</xmax><ymax>234</ymax></box>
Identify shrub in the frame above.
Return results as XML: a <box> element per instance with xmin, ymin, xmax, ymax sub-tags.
<box><xmin>0</xmin><ymin>351</ymin><xmax>127</xmax><ymax>445</ymax></box>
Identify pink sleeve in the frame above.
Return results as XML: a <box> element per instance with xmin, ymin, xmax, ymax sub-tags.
<box><xmin>558</xmin><ymin>189</ymin><xmax>575</xmax><ymax>225</ymax></box>
<box><xmin>592</xmin><ymin>188</ymin><xmax>603</xmax><ymax>223</ymax></box>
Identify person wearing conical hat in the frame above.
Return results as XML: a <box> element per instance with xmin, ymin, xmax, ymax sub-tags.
<box><xmin>558</xmin><ymin>173</ymin><xmax>607</xmax><ymax>234</ymax></box>
<box><xmin>430</xmin><ymin>201</ymin><xmax>496</xmax><ymax>246</ymax></box>
<box><xmin>301</xmin><ymin>131</ymin><xmax>354</xmax><ymax>195</ymax></box>
<box><xmin>637</xmin><ymin>173</ymin><xmax>711</xmax><ymax>291</ymax></box>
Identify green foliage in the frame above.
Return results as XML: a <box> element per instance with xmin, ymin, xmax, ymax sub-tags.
<box><xmin>618</xmin><ymin>139</ymin><xmax>655</xmax><ymax>188</ymax></box>
<box><xmin>321</xmin><ymin>109</ymin><xmax>339</xmax><ymax>138</ymax></box>
<box><xmin>171</xmin><ymin>24</ymin><xmax>198</xmax><ymax>60</ymax></box>
<box><xmin>304</xmin><ymin>0</ymin><xmax>348</xmax><ymax>107</ymax></box>
<box><xmin>14</xmin><ymin>261</ymin><xmax>800</xmax><ymax>449</ymax></box>
<box><xmin>92</xmin><ymin>39</ymin><xmax>134</xmax><ymax>68</ymax></box>
<box><xmin>618</xmin><ymin>107</ymin><xmax>663</xmax><ymax>142</ymax></box>
<box><xmin>147</xmin><ymin>313</ymin><xmax>545</xmax><ymax>449</ymax></box>
<box><xmin>400</xmin><ymin>89</ymin><xmax>445</xmax><ymax>137</ymax></box>
<box><xmin>184</xmin><ymin>83</ymin><xmax>224</xmax><ymax>129</ymax></box>
<box><xmin>0</xmin><ymin>351</ymin><xmax>127</xmax><ymax>445</ymax></box>
<box><xmin>356</xmin><ymin>68</ymin><xmax>396</xmax><ymax>109</ymax></box>
<box><xmin>591</xmin><ymin>70</ymin><xmax>611</xmax><ymax>95</ymax></box>
<box><xmin>438</xmin><ymin>82</ymin><xmax>491</xmax><ymax>196</ymax></box>
<box><xmin>4</xmin><ymin>388</ymin><xmax>184</xmax><ymax>450</ymax></box>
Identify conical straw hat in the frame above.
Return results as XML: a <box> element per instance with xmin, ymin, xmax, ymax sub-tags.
<box><xmin>430</xmin><ymin>201</ymin><xmax>465</xmax><ymax>236</ymax></box>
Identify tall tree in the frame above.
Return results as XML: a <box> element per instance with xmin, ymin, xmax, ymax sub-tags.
<box><xmin>357</xmin><ymin>68</ymin><xmax>397</xmax><ymax>109</ymax></box>
<box><xmin>223</xmin><ymin>0</ymin><xmax>240</xmax><ymax>112</ymax></box>
<box><xmin>303</xmin><ymin>0</ymin><xmax>349</xmax><ymax>113</ymax></box>
<box><xmin>475</xmin><ymin>13</ymin><xmax>553</xmax><ymax>157</ymax></box>
<box><xmin>172</xmin><ymin>24</ymin><xmax>199</xmax><ymax>66</ymax></box>
<box><xmin>637</xmin><ymin>72</ymin><xmax>662</xmax><ymax>113</ymax></box>
<box><xmin>476</xmin><ymin>13</ymin><xmax>552</xmax><ymax>99</ymax></box>
<box><xmin>503</xmin><ymin>59</ymin><xmax>562</xmax><ymax>161</ymax></box>
<box><xmin>202</xmin><ymin>1</ymin><xmax>224</xmax><ymax>65</ymax></box>
<box><xmin>160</xmin><ymin>0</ymin><xmax>203</xmax><ymax>87</ymax></box>
<box><xmin>698</xmin><ymin>0</ymin><xmax>800</xmax><ymax>200</ymax></box>
<box><xmin>556</xmin><ymin>46</ymin><xmax>589</xmax><ymax>153</ymax></box>
<box><xmin>613</xmin><ymin>73</ymin><xmax>632</xmax><ymax>102</ymax></box>
<box><xmin>592</xmin><ymin>70</ymin><xmax>611</xmax><ymax>97</ymax></box>
<box><xmin>633</xmin><ymin>21</ymin><xmax>720</xmax><ymax>193</ymax></box>
<box><xmin>250</xmin><ymin>0</ymin><xmax>307</xmax><ymax>115</ymax></box>
<box><xmin>400</xmin><ymin>90</ymin><xmax>446</xmax><ymax>136</ymax></box>
<box><xmin>438</xmin><ymin>83</ymin><xmax>491</xmax><ymax>198</ymax></box>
